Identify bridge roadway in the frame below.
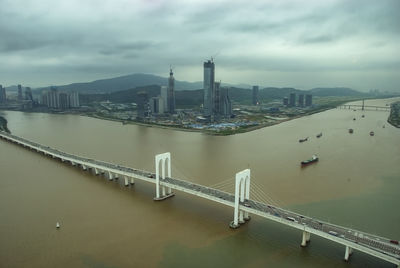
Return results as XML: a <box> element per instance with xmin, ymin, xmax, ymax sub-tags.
<box><xmin>338</xmin><ymin>104</ymin><xmax>390</xmax><ymax>110</ymax></box>
<box><xmin>0</xmin><ymin>131</ymin><xmax>399</xmax><ymax>267</ymax></box>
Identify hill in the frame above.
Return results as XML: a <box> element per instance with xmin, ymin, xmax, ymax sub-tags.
<box><xmin>80</xmin><ymin>85</ymin><xmax>367</xmax><ymax>107</ymax></box>
<box><xmin>309</xmin><ymin>87</ymin><xmax>366</xmax><ymax>97</ymax></box>
<box><xmin>35</xmin><ymin>73</ymin><xmax>203</xmax><ymax>94</ymax></box>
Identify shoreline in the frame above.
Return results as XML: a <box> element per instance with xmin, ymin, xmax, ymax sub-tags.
<box><xmin>1</xmin><ymin>96</ymin><xmax>395</xmax><ymax>135</ymax></box>
<box><xmin>82</xmin><ymin>105</ymin><xmax>337</xmax><ymax>135</ymax></box>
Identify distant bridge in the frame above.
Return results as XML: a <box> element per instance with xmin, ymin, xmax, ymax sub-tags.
<box><xmin>338</xmin><ymin>99</ymin><xmax>390</xmax><ymax>111</ymax></box>
<box><xmin>0</xmin><ymin>131</ymin><xmax>399</xmax><ymax>267</ymax></box>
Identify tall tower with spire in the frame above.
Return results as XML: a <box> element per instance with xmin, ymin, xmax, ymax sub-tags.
<box><xmin>167</xmin><ymin>67</ymin><xmax>175</xmax><ymax>113</ymax></box>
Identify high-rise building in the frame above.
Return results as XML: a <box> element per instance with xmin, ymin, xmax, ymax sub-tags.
<box><xmin>17</xmin><ymin>85</ymin><xmax>23</xmax><ymax>101</ymax></box>
<box><xmin>298</xmin><ymin>94</ymin><xmax>304</xmax><ymax>107</ymax></box>
<box><xmin>150</xmin><ymin>97</ymin><xmax>164</xmax><ymax>114</ymax></box>
<box><xmin>252</xmin><ymin>86</ymin><xmax>259</xmax><ymax>105</ymax></box>
<box><xmin>203</xmin><ymin>59</ymin><xmax>215</xmax><ymax>117</ymax></box>
<box><xmin>59</xmin><ymin>93</ymin><xmax>69</xmax><ymax>109</ymax></box>
<box><xmin>25</xmin><ymin>87</ymin><xmax>33</xmax><ymax>101</ymax></box>
<box><xmin>219</xmin><ymin>87</ymin><xmax>232</xmax><ymax>117</ymax></box>
<box><xmin>289</xmin><ymin>93</ymin><xmax>296</xmax><ymax>107</ymax></box>
<box><xmin>136</xmin><ymin>91</ymin><xmax>149</xmax><ymax>119</ymax></box>
<box><xmin>305</xmin><ymin>94</ymin><xmax>312</xmax><ymax>106</ymax></box>
<box><xmin>0</xmin><ymin>85</ymin><xmax>6</xmax><ymax>103</ymax></box>
<box><xmin>48</xmin><ymin>87</ymin><xmax>59</xmax><ymax>108</ymax></box>
<box><xmin>69</xmin><ymin>92</ymin><xmax>80</xmax><ymax>108</ymax></box>
<box><xmin>213</xmin><ymin>81</ymin><xmax>221</xmax><ymax>118</ymax></box>
<box><xmin>283</xmin><ymin>97</ymin><xmax>288</xmax><ymax>106</ymax></box>
<box><xmin>41</xmin><ymin>89</ymin><xmax>79</xmax><ymax>109</ymax></box>
<box><xmin>167</xmin><ymin>68</ymin><xmax>175</xmax><ymax>113</ymax></box>
<box><xmin>160</xmin><ymin>86</ymin><xmax>168</xmax><ymax>113</ymax></box>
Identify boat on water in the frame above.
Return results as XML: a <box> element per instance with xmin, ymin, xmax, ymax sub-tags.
<box><xmin>299</xmin><ymin>137</ymin><xmax>309</xmax><ymax>143</ymax></box>
<box><xmin>353</xmin><ymin>118</ymin><xmax>356</xmax><ymax>121</ymax></box>
<box><xmin>316</xmin><ymin>133</ymin><xmax>322</xmax><ymax>138</ymax></box>
<box><xmin>301</xmin><ymin>155</ymin><xmax>318</xmax><ymax>166</ymax></box>
<box><xmin>370</xmin><ymin>131</ymin><xmax>374</xmax><ymax>136</ymax></box>
<box><xmin>349</xmin><ymin>129</ymin><xmax>354</xmax><ymax>134</ymax></box>
<box><xmin>383</xmin><ymin>125</ymin><xmax>385</xmax><ymax>128</ymax></box>
<box><xmin>362</xmin><ymin>115</ymin><xmax>365</xmax><ymax>118</ymax></box>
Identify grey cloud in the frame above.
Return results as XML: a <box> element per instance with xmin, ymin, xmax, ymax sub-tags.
<box><xmin>299</xmin><ymin>35</ymin><xmax>336</xmax><ymax>44</ymax></box>
<box><xmin>0</xmin><ymin>0</ymin><xmax>399</xmax><ymax>91</ymax></box>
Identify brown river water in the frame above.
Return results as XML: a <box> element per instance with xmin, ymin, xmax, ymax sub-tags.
<box><xmin>0</xmin><ymin>98</ymin><xmax>399</xmax><ymax>267</ymax></box>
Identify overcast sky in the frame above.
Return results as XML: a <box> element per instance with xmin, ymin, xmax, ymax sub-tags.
<box><xmin>1</xmin><ymin>0</ymin><xmax>399</xmax><ymax>91</ymax></box>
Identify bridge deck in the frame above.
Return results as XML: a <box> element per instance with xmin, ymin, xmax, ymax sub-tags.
<box><xmin>0</xmin><ymin>131</ymin><xmax>399</xmax><ymax>266</ymax></box>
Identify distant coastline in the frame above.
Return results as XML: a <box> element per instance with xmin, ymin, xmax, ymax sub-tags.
<box><xmin>83</xmin><ymin>103</ymin><xmax>345</xmax><ymax>136</ymax></box>
<box><xmin>1</xmin><ymin>96</ymin><xmax>397</xmax><ymax>135</ymax></box>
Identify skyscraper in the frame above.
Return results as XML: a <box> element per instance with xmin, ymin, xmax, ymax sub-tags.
<box><xmin>203</xmin><ymin>59</ymin><xmax>215</xmax><ymax>117</ymax></box>
<box><xmin>289</xmin><ymin>93</ymin><xmax>296</xmax><ymax>107</ymax></box>
<box><xmin>69</xmin><ymin>92</ymin><xmax>80</xmax><ymax>108</ymax></box>
<box><xmin>17</xmin><ymin>85</ymin><xmax>23</xmax><ymax>101</ymax></box>
<box><xmin>48</xmin><ymin>87</ymin><xmax>59</xmax><ymax>108</ymax></box>
<box><xmin>160</xmin><ymin>86</ymin><xmax>168</xmax><ymax>113</ymax></box>
<box><xmin>305</xmin><ymin>94</ymin><xmax>312</xmax><ymax>106</ymax></box>
<box><xmin>252</xmin><ymin>86</ymin><xmax>259</xmax><ymax>105</ymax></box>
<box><xmin>283</xmin><ymin>97</ymin><xmax>288</xmax><ymax>106</ymax></box>
<box><xmin>219</xmin><ymin>87</ymin><xmax>232</xmax><ymax>117</ymax></box>
<box><xmin>150</xmin><ymin>97</ymin><xmax>164</xmax><ymax>114</ymax></box>
<box><xmin>213</xmin><ymin>81</ymin><xmax>221</xmax><ymax>118</ymax></box>
<box><xmin>167</xmin><ymin>68</ymin><xmax>175</xmax><ymax>113</ymax></box>
<box><xmin>25</xmin><ymin>87</ymin><xmax>33</xmax><ymax>101</ymax></box>
<box><xmin>298</xmin><ymin>94</ymin><xmax>304</xmax><ymax>107</ymax></box>
<box><xmin>136</xmin><ymin>91</ymin><xmax>149</xmax><ymax>119</ymax></box>
<box><xmin>0</xmin><ymin>85</ymin><xmax>6</xmax><ymax>103</ymax></box>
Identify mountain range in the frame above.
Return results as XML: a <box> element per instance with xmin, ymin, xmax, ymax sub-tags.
<box><xmin>4</xmin><ymin>73</ymin><xmax>366</xmax><ymax>99</ymax></box>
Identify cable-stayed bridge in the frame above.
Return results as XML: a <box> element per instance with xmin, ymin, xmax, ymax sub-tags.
<box><xmin>0</xmin><ymin>131</ymin><xmax>399</xmax><ymax>267</ymax></box>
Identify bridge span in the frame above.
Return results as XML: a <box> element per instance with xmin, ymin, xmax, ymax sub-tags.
<box><xmin>0</xmin><ymin>131</ymin><xmax>399</xmax><ymax>267</ymax></box>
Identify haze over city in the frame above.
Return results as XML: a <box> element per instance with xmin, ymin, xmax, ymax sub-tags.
<box><xmin>1</xmin><ymin>0</ymin><xmax>399</xmax><ymax>91</ymax></box>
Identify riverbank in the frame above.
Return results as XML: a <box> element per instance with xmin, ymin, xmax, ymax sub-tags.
<box><xmin>88</xmin><ymin>103</ymin><xmax>346</xmax><ymax>136</ymax></box>
<box><xmin>0</xmin><ymin>116</ymin><xmax>10</xmax><ymax>133</ymax></box>
<box><xmin>0</xmin><ymin>96</ymin><xmax>377</xmax><ymax>136</ymax></box>
<box><xmin>388</xmin><ymin>101</ymin><xmax>400</xmax><ymax>128</ymax></box>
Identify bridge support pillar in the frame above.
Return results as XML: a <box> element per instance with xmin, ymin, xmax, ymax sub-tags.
<box><xmin>154</xmin><ymin>152</ymin><xmax>174</xmax><ymax>201</ymax></box>
<box><xmin>108</xmin><ymin>171</ymin><xmax>114</xmax><ymax>181</ymax></box>
<box><xmin>82</xmin><ymin>164</ymin><xmax>87</xmax><ymax>171</ymax></box>
<box><xmin>230</xmin><ymin>169</ymin><xmax>250</xmax><ymax>229</ymax></box>
<box><xmin>124</xmin><ymin>176</ymin><xmax>129</xmax><ymax>187</ymax></box>
<box><xmin>301</xmin><ymin>231</ymin><xmax>311</xmax><ymax>247</ymax></box>
<box><xmin>94</xmin><ymin>168</ymin><xmax>99</xmax><ymax>175</ymax></box>
<box><xmin>71</xmin><ymin>161</ymin><xmax>76</xmax><ymax>166</ymax></box>
<box><xmin>344</xmin><ymin>246</ymin><xmax>353</xmax><ymax>261</ymax></box>
<box><xmin>130</xmin><ymin>177</ymin><xmax>135</xmax><ymax>185</ymax></box>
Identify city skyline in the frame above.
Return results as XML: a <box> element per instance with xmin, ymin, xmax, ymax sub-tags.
<box><xmin>0</xmin><ymin>0</ymin><xmax>399</xmax><ymax>92</ymax></box>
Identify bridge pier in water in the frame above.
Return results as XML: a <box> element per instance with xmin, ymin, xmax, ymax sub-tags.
<box><xmin>154</xmin><ymin>152</ymin><xmax>174</xmax><ymax>201</ymax></box>
<box><xmin>230</xmin><ymin>169</ymin><xmax>251</xmax><ymax>229</ymax></box>
<box><xmin>301</xmin><ymin>231</ymin><xmax>311</xmax><ymax>247</ymax></box>
<box><xmin>344</xmin><ymin>246</ymin><xmax>353</xmax><ymax>261</ymax></box>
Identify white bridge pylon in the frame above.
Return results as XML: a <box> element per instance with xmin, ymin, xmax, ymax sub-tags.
<box><xmin>154</xmin><ymin>152</ymin><xmax>175</xmax><ymax>201</ymax></box>
<box><xmin>230</xmin><ymin>169</ymin><xmax>251</xmax><ymax>228</ymax></box>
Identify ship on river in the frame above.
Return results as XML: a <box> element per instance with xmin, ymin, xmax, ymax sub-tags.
<box><xmin>301</xmin><ymin>155</ymin><xmax>319</xmax><ymax>166</ymax></box>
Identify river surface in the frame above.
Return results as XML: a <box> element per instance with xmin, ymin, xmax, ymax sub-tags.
<box><xmin>1</xmin><ymin>98</ymin><xmax>399</xmax><ymax>267</ymax></box>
